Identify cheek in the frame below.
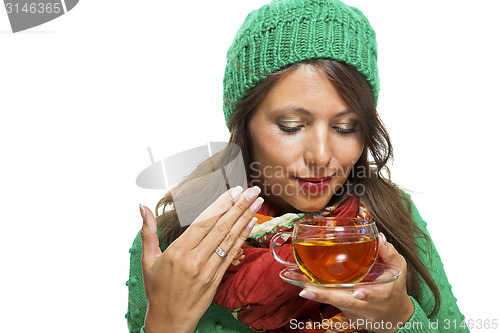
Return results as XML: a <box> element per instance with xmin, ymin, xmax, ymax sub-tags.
<box><xmin>336</xmin><ymin>137</ymin><xmax>364</xmax><ymax>167</ymax></box>
<box><xmin>252</xmin><ymin>130</ymin><xmax>298</xmax><ymax>168</ymax></box>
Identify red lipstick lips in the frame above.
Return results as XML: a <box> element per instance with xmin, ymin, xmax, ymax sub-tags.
<box><xmin>298</xmin><ymin>176</ymin><xmax>331</xmax><ymax>182</ymax></box>
<box><xmin>296</xmin><ymin>176</ymin><xmax>332</xmax><ymax>193</ymax></box>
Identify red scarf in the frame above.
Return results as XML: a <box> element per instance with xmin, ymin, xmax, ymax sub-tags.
<box><xmin>213</xmin><ymin>195</ymin><xmax>370</xmax><ymax>332</ymax></box>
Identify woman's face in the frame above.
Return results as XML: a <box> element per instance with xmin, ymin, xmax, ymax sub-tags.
<box><xmin>248</xmin><ymin>64</ymin><xmax>364</xmax><ymax>213</ymax></box>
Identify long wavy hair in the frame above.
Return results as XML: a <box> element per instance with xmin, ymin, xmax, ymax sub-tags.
<box><xmin>155</xmin><ymin>59</ymin><xmax>440</xmax><ymax>316</ymax></box>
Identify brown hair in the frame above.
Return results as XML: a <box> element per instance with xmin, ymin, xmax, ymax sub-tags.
<box><xmin>155</xmin><ymin>59</ymin><xmax>440</xmax><ymax>316</ymax></box>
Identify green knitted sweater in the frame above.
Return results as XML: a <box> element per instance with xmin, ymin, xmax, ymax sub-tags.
<box><xmin>126</xmin><ymin>199</ymin><xmax>468</xmax><ymax>332</ymax></box>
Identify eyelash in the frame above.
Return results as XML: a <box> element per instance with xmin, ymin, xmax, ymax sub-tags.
<box><xmin>278</xmin><ymin>125</ymin><xmax>357</xmax><ymax>136</ymax></box>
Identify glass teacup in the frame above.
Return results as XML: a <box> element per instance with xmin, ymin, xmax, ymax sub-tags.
<box><xmin>270</xmin><ymin>217</ymin><xmax>379</xmax><ymax>284</ymax></box>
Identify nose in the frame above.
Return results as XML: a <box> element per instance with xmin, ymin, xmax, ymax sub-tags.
<box><xmin>303</xmin><ymin>128</ymin><xmax>332</xmax><ymax>171</ymax></box>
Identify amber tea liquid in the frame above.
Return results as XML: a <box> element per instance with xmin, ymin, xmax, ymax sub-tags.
<box><xmin>293</xmin><ymin>235</ymin><xmax>378</xmax><ymax>283</ymax></box>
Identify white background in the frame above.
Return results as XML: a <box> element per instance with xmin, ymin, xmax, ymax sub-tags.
<box><xmin>1</xmin><ymin>0</ymin><xmax>499</xmax><ymax>332</ymax></box>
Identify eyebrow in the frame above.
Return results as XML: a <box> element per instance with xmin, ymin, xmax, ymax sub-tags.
<box><xmin>273</xmin><ymin>106</ymin><xmax>354</xmax><ymax>117</ymax></box>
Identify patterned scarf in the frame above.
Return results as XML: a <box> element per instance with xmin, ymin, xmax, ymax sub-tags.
<box><xmin>213</xmin><ymin>195</ymin><xmax>371</xmax><ymax>333</ymax></box>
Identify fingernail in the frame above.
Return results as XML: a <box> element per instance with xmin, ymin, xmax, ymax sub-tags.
<box><xmin>229</xmin><ymin>186</ymin><xmax>244</xmax><ymax>202</ymax></box>
<box><xmin>380</xmin><ymin>232</ymin><xmax>387</xmax><ymax>248</ymax></box>
<box><xmin>250</xmin><ymin>197</ymin><xmax>264</xmax><ymax>213</ymax></box>
<box><xmin>246</xmin><ymin>217</ymin><xmax>257</xmax><ymax>230</ymax></box>
<box><xmin>299</xmin><ymin>289</ymin><xmax>316</xmax><ymax>300</ymax></box>
<box><xmin>139</xmin><ymin>204</ymin><xmax>145</xmax><ymax>221</ymax></box>
<box><xmin>352</xmin><ymin>290</ymin><xmax>366</xmax><ymax>300</ymax></box>
<box><xmin>246</xmin><ymin>186</ymin><xmax>261</xmax><ymax>201</ymax></box>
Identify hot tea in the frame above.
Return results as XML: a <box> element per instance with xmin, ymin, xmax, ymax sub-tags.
<box><xmin>270</xmin><ymin>217</ymin><xmax>379</xmax><ymax>285</ymax></box>
<box><xmin>293</xmin><ymin>234</ymin><xmax>378</xmax><ymax>283</ymax></box>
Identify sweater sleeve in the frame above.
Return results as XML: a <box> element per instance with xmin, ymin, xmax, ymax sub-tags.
<box><xmin>393</xmin><ymin>199</ymin><xmax>469</xmax><ymax>333</ymax></box>
<box><xmin>125</xmin><ymin>231</ymin><xmax>147</xmax><ymax>333</ymax></box>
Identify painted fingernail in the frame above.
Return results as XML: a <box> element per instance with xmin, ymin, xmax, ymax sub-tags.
<box><xmin>246</xmin><ymin>186</ymin><xmax>261</xmax><ymax>201</ymax></box>
<box><xmin>139</xmin><ymin>203</ymin><xmax>145</xmax><ymax>221</ymax></box>
<box><xmin>352</xmin><ymin>290</ymin><xmax>366</xmax><ymax>300</ymax></box>
<box><xmin>299</xmin><ymin>289</ymin><xmax>316</xmax><ymax>300</ymax></box>
<box><xmin>229</xmin><ymin>186</ymin><xmax>244</xmax><ymax>202</ymax></box>
<box><xmin>250</xmin><ymin>197</ymin><xmax>264</xmax><ymax>213</ymax></box>
<box><xmin>246</xmin><ymin>217</ymin><xmax>258</xmax><ymax>230</ymax></box>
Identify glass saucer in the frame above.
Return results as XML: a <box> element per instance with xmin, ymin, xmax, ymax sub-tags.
<box><xmin>279</xmin><ymin>263</ymin><xmax>401</xmax><ymax>288</ymax></box>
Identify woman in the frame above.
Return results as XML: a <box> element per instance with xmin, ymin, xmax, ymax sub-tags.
<box><xmin>126</xmin><ymin>0</ymin><xmax>467</xmax><ymax>332</ymax></box>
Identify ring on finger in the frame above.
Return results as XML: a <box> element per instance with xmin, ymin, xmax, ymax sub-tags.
<box><xmin>215</xmin><ymin>246</ymin><xmax>228</xmax><ymax>259</ymax></box>
<box><xmin>338</xmin><ymin>306</ymin><xmax>346</xmax><ymax>312</ymax></box>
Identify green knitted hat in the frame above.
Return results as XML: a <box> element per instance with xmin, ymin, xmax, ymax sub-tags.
<box><xmin>223</xmin><ymin>0</ymin><xmax>379</xmax><ymax>129</ymax></box>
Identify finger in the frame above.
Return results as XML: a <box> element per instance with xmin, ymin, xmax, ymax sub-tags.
<box><xmin>217</xmin><ymin>215</ymin><xmax>258</xmax><ymax>271</ymax></box>
<box><xmin>140</xmin><ymin>204</ymin><xmax>163</xmax><ymax>273</ymax></box>
<box><xmin>350</xmin><ymin>284</ymin><xmax>387</xmax><ymax>304</ymax></box>
<box><xmin>378</xmin><ymin>233</ymin><xmax>406</xmax><ymax>270</ymax></box>
<box><xmin>344</xmin><ymin>233</ymin><xmax>406</xmax><ymax>302</ymax></box>
<box><xmin>180</xmin><ymin>186</ymin><xmax>244</xmax><ymax>248</ymax></box>
<box><xmin>212</xmin><ymin>195</ymin><xmax>263</xmax><ymax>258</ymax></box>
<box><xmin>299</xmin><ymin>286</ymin><xmax>362</xmax><ymax>310</ymax></box>
<box><xmin>199</xmin><ymin>186</ymin><xmax>262</xmax><ymax>258</ymax></box>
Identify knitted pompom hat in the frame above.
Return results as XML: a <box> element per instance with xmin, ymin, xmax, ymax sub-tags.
<box><xmin>223</xmin><ymin>0</ymin><xmax>378</xmax><ymax>129</ymax></box>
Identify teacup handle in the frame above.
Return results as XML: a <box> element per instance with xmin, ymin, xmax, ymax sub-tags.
<box><xmin>270</xmin><ymin>232</ymin><xmax>298</xmax><ymax>267</ymax></box>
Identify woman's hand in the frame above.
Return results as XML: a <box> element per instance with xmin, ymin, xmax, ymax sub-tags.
<box><xmin>140</xmin><ymin>186</ymin><xmax>263</xmax><ymax>333</ymax></box>
<box><xmin>299</xmin><ymin>233</ymin><xmax>414</xmax><ymax>333</ymax></box>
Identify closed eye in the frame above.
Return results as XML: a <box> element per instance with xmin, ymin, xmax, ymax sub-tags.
<box><xmin>279</xmin><ymin>125</ymin><xmax>303</xmax><ymax>133</ymax></box>
<box><xmin>333</xmin><ymin>126</ymin><xmax>357</xmax><ymax>135</ymax></box>
<box><xmin>278</xmin><ymin>124</ymin><xmax>357</xmax><ymax>135</ymax></box>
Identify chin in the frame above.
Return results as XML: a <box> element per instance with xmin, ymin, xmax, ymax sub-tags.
<box><xmin>293</xmin><ymin>200</ymin><xmax>329</xmax><ymax>213</ymax></box>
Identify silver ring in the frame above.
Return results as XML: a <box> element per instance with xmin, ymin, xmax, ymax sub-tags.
<box><xmin>338</xmin><ymin>306</ymin><xmax>346</xmax><ymax>312</ymax></box>
<box><xmin>215</xmin><ymin>246</ymin><xmax>228</xmax><ymax>259</ymax></box>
